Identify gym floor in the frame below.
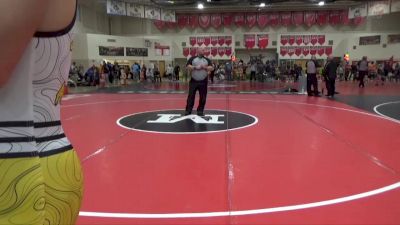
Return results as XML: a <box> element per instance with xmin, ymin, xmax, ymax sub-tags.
<box><xmin>64</xmin><ymin>80</ymin><xmax>400</xmax><ymax>225</ymax></box>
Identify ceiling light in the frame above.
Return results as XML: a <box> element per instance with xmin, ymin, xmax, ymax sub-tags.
<box><xmin>207</xmin><ymin>0</ymin><xmax>211</xmax><ymax>2</ymax></box>
<box><xmin>198</xmin><ymin>3</ymin><xmax>204</xmax><ymax>9</ymax></box>
<box><xmin>167</xmin><ymin>0</ymin><xmax>174</xmax><ymax>3</ymax></box>
<box><xmin>318</xmin><ymin>1</ymin><xmax>325</xmax><ymax>6</ymax></box>
<box><xmin>260</xmin><ymin>2</ymin><xmax>266</xmax><ymax>7</ymax></box>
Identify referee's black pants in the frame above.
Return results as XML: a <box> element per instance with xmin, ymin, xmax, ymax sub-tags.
<box><xmin>185</xmin><ymin>78</ymin><xmax>208</xmax><ymax>114</ymax></box>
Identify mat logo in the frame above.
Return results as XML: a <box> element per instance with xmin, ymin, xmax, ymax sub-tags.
<box><xmin>147</xmin><ymin>114</ymin><xmax>224</xmax><ymax>124</ymax></box>
<box><xmin>117</xmin><ymin>110</ymin><xmax>258</xmax><ymax>134</ymax></box>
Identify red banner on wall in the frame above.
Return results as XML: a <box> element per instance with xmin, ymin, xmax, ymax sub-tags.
<box><xmin>218</xmin><ymin>36</ymin><xmax>225</xmax><ymax>46</ymax></box>
<box><xmin>211</xmin><ymin>47</ymin><xmax>218</xmax><ymax>56</ymax></box>
<box><xmin>280</xmin><ymin>12</ymin><xmax>292</xmax><ymax>26</ymax></box>
<box><xmin>154</xmin><ymin>20</ymin><xmax>165</xmax><ymax>30</ymax></box>
<box><xmin>310</xmin><ymin>46</ymin><xmax>317</xmax><ymax>55</ymax></box>
<box><xmin>304</xmin><ymin>11</ymin><xmax>316</xmax><ymax>27</ymax></box>
<box><xmin>325</xmin><ymin>46</ymin><xmax>333</xmax><ymax>55</ymax></box>
<box><xmin>318</xmin><ymin>35</ymin><xmax>325</xmax><ymax>45</ymax></box>
<box><xmin>317</xmin><ymin>46</ymin><xmax>325</xmax><ymax>56</ymax></box>
<box><xmin>292</xmin><ymin>11</ymin><xmax>304</xmax><ymax>26</ymax></box>
<box><xmin>234</xmin><ymin>13</ymin><xmax>245</xmax><ymax>26</ymax></box>
<box><xmin>166</xmin><ymin>22</ymin><xmax>176</xmax><ymax>29</ymax></box>
<box><xmin>225</xmin><ymin>47</ymin><xmax>232</xmax><ymax>56</ymax></box>
<box><xmin>197</xmin><ymin>36</ymin><xmax>205</xmax><ymax>46</ymax></box>
<box><xmin>288</xmin><ymin>36</ymin><xmax>295</xmax><ymax>45</ymax></box>
<box><xmin>302</xmin><ymin>47</ymin><xmax>310</xmax><ymax>56</ymax></box>
<box><xmin>311</xmin><ymin>35</ymin><xmax>318</xmax><ymax>45</ymax></box>
<box><xmin>225</xmin><ymin>36</ymin><xmax>232</xmax><ymax>46</ymax></box>
<box><xmin>295</xmin><ymin>35</ymin><xmax>303</xmax><ymax>45</ymax></box>
<box><xmin>246</xmin><ymin>13</ymin><xmax>257</xmax><ymax>28</ymax></box>
<box><xmin>211</xmin><ymin>14</ymin><xmax>222</xmax><ymax>29</ymax></box>
<box><xmin>269</xmin><ymin>13</ymin><xmax>280</xmax><ymax>26</ymax></box>
<box><xmin>317</xmin><ymin>11</ymin><xmax>328</xmax><ymax>26</ymax></box>
<box><xmin>257</xmin><ymin>34</ymin><xmax>269</xmax><ymax>49</ymax></box>
<box><xmin>329</xmin><ymin>11</ymin><xmax>341</xmax><ymax>26</ymax></box>
<box><xmin>281</xmin><ymin>35</ymin><xmax>288</xmax><ymax>45</ymax></box>
<box><xmin>303</xmin><ymin>35</ymin><xmax>311</xmax><ymax>45</ymax></box>
<box><xmin>204</xmin><ymin>47</ymin><xmax>211</xmax><ymax>57</ymax></box>
<box><xmin>288</xmin><ymin>47</ymin><xmax>295</xmax><ymax>56</ymax></box>
<box><xmin>199</xmin><ymin>14</ymin><xmax>210</xmax><ymax>29</ymax></box>
<box><xmin>211</xmin><ymin>36</ymin><xmax>218</xmax><ymax>46</ymax></box>
<box><xmin>244</xmin><ymin>34</ymin><xmax>256</xmax><ymax>49</ymax></box>
<box><xmin>223</xmin><ymin>13</ymin><xmax>233</xmax><ymax>26</ymax></box>
<box><xmin>204</xmin><ymin>36</ymin><xmax>211</xmax><ymax>46</ymax></box>
<box><xmin>177</xmin><ymin>15</ymin><xmax>188</xmax><ymax>28</ymax></box>
<box><xmin>280</xmin><ymin>47</ymin><xmax>288</xmax><ymax>56</ymax></box>
<box><xmin>257</xmin><ymin>13</ymin><xmax>269</xmax><ymax>28</ymax></box>
<box><xmin>189</xmin><ymin>47</ymin><xmax>197</xmax><ymax>56</ymax></box>
<box><xmin>188</xmin><ymin>15</ymin><xmax>198</xmax><ymax>28</ymax></box>
<box><xmin>183</xmin><ymin>47</ymin><xmax>189</xmax><ymax>57</ymax></box>
<box><xmin>189</xmin><ymin>36</ymin><xmax>197</xmax><ymax>46</ymax></box>
<box><xmin>218</xmin><ymin>47</ymin><xmax>225</xmax><ymax>57</ymax></box>
<box><xmin>295</xmin><ymin>47</ymin><xmax>302</xmax><ymax>56</ymax></box>
<box><xmin>340</xmin><ymin>10</ymin><xmax>350</xmax><ymax>25</ymax></box>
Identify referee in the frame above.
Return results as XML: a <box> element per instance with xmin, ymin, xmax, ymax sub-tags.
<box><xmin>185</xmin><ymin>47</ymin><xmax>214</xmax><ymax>116</ymax></box>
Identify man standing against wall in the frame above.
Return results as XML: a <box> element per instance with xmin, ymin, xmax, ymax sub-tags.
<box><xmin>306</xmin><ymin>56</ymin><xmax>320</xmax><ymax>96</ymax></box>
<box><xmin>185</xmin><ymin>47</ymin><xmax>214</xmax><ymax>116</ymax></box>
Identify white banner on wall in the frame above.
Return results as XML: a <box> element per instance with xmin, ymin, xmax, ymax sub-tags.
<box><xmin>348</xmin><ymin>4</ymin><xmax>367</xmax><ymax>19</ymax></box>
<box><xmin>161</xmin><ymin>9</ymin><xmax>176</xmax><ymax>22</ymax></box>
<box><xmin>390</xmin><ymin>0</ymin><xmax>400</xmax><ymax>12</ymax></box>
<box><xmin>107</xmin><ymin>0</ymin><xmax>126</xmax><ymax>16</ymax></box>
<box><xmin>368</xmin><ymin>1</ymin><xmax>390</xmax><ymax>16</ymax></box>
<box><xmin>126</xmin><ymin>3</ymin><xmax>144</xmax><ymax>18</ymax></box>
<box><xmin>145</xmin><ymin>6</ymin><xmax>161</xmax><ymax>20</ymax></box>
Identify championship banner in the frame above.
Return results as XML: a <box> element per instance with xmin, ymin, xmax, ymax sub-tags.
<box><xmin>189</xmin><ymin>36</ymin><xmax>197</xmax><ymax>46</ymax></box>
<box><xmin>318</xmin><ymin>35</ymin><xmax>326</xmax><ymax>45</ymax></box>
<box><xmin>204</xmin><ymin>36</ymin><xmax>211</xmax><ymax>46</ymax></box>
<box><xmin>153</xmin><ymin>20</ymin><xmax>165</xmax><ymax>30</ymax></box>
<box><xmin>211</xmin><ymin>47</ymin><xmax>218</xmax><ymax>56</ymax></box>
<box><xmin>223</xmin><ymin>13</ymin><xmax>233</xmax><ymax>26</ymax></box>
<box><xmin>317</xmin><ymin>11</ymin><xmax>328</xmax><ymax>26</ymax></box>
<box><xmin>303</xmin><ymin>35</ymin><xmax>311</xmax><ymax>45</ymax></box>
<box><xmin>292</xmin><ymin>11</ymin><xmax>304</xmax><ymax>26</ymax></box>
<box><xmin>218</xmin><ymin>47</ymin><xmax>225</xmax><ymax>57</ymax></box>
<box><xmin>197</xmin><ymin>36</ymin><xmax>205</xmax><ymax>46</ymax></box>
<box><xmin>325</xmin><ymin>46</ymin><xmax>333</xmax><ymax>55</ymax></box>
<box><xmin>183</xmin><ymin>47</ymin><xmax>189</xmax><ymax>57</ymax></box>
<box><xmin>311</xmin><ymin>35</ymin><xmax>318</xmax><ymax>45</ymax></box>
<box><xmin>187</xmin><ymin>14</ymin><xmax>199</xmax><ymax>28</ymax></box>
<box><xmin>199</xmin><ymin>14</ymin><xmax>211</xmax><ymax>29</ymax></box>
<box><xmin>161</xmin><ymin>9</ymin><xmax>176</xmax><ymax>22</ymax></box>
<box><xmin>302</xmin><ymin>46</ymin><xmax>310</xmax><ymax>56</ymax></box>
<box><xmin>257</xmin><ymin>34</ymin><xmax>269</xmax><ymax>49</ymax></box>
<box><xmin>126</xmin><ymin>3</ymin><xmax>144</xmax><ymax>18</ymax></box>
<box><xmin>204</xmin><ymin>47</ymin><xmax>211</xmax><ymax>57</ymax></box>
<box><xmin>177</xmin><ymin>15</ymin><xmax>188</xmax><ymax>28</ymax></box>
<box><xmin>225</xmin><ymin>47</ymin><xmax>232</xmax><ymax>56</ymax></box>
<box><xmin>189</xmin><ymin>47</ymin><xmax>197</xmax><ymax>57</ymax></box>
<box><xmin>340</xmin><ymin>10</ymin><xmax>350</xmax><ymax>25</ymax></box>
<box><xmin>288</xmin><ymin>47</ymin><xmax>295</xmax><ymax>56</ymax></box>
<box><xmin>244</xmin><ymin>34</ymin><xmax>256</xmax><ymax>49</ymax></box>
<box><xmin>165</xmin><ymin>21</ymin><xmax>176</xmax><ymax>29</ymax></box>
<box><xmin>295</xmin><ymin>47</ymin><xmax>302</xmax><ymax>56</ymax></box>
<box><xmin>348</xmin><ymin>4</ymin><xmax>367</xmax><ymax>19</ymax></box>
<box><xmin>211</xmin><ymin>14</ymin><xmax>222</xmax><ymax>28</ymax></box>
<box><xmin>269</xmin><ymin>13</ymin><xmax>280</xmax><ymax>26</ymax></box>
<box><xmin>280</xmin><ymin>12</ymin><xmax>292</xmax><ymax>26</ymax></box>
<box><xmin>368</xmin><ymin>1</ymin><xmax>390</xmax><ymax>16</ymax></box>
<box><xmin>317</xmin><ymin>46</ymin><xmax>325</xmax><ymax>56</ymax></box>
<box><xmin>107</xmin><ymin>0</ymin><xmax>126</xmax><ymax>16</ymax></box>
<box><xmin>281</xmin><ymin>35</ymin><xmax>288</xmax><ymax>46</ymax></box>
<box><xmin>246</xmin><ymin>13</ymin><xmax>257</xmax><ymax>28</ymax></box>
<box><xmin>304</xmin><ymin>11</ymin><xmax>316</xmax><ymax>27</ymax></box>
<box><xmin>288</xmin><ymin>35</ymin><xmax>295</xmax><ymax>45</ymax></box>
<box><xmin>329</xmin><ymin>11</ymin><xmax>341</xmax><ymax>25</ymax></box>
<box><xmin>144</xmin><ymin>6</ymin><xmax>161</xmax><ymax>20</ymax></box>
<box><xmin>234</xmin><ymin>14</ymin><xmax>245</xmax><ymax>26</ymax></box>
<box><xmin>280</xmin><ymin>47</ymin><xmax>288</xmax><ymax>56</ymax></box>
<box><xmin>218</xmin><ymin>36</ymin><xmax>225</xmax><ymax>46</ymax></box>
<box><xmin>257</xmin><ymin>13</ymin><xmax>269</xmax><ymax>28</ymax></box>
<box><xmin>295</xmin><ymin>35</ymin><xmax>303</xmax><ymax>45</ymax></box>
<box><xmin>211</xmin><ymin>36</ymin><xmax>219</xmax><ymax>46</ymax></box>
<box><xmin>310</xmin><ymin>46</ymin><xmax>317</xmax><ymax>55</ymax></box>
<box><xmin>225</xmin><ymin>36</ymin><xmax>232</xmax><ymax>46</ymax></box>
